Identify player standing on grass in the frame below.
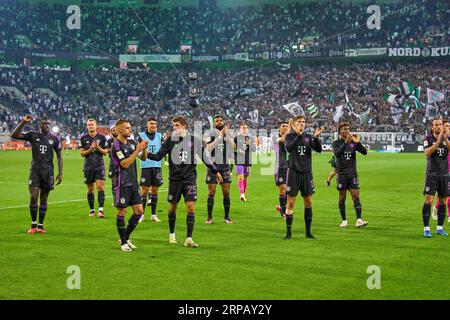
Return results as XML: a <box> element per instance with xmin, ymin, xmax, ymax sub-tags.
<box><xmin>11</xmin><ymin>115</ymin><xmax>63</xmax><ymax>234</ymax></box>
<box><xmin>136</xmin><ymin>116</ymin><xmax>163</xmax><ymax>223</ymax></box>
<box><xmin>432</xmin><ymin>120</ymin><xmax>450</xmax><ymax>223</ymax></box>
<box><xmin>283</xmin><ymin>115</ymin><xmax>323</xmax><ymax>240</ymax></box>
<box><xmin>234</xmin><ymin>122</ymin><xmax>256</xmax><ymax>202</ymax></box>
<box><xmin>332</xmin><ymin>122</ymin><xmax>368</xmax><ymax>228</ymax></box>
<box><xmin>204</xmin><ymin>115</ymin><xmax>235</xmax><ymax>224</ymax></box>
<box><xmin>422</xmin><ymin>117</ymin><xmax>449</xmax><ymax>238</ymax></box>
<box><xmin>111</xmin><ymin>119</ymin><xmax>148</xmax><ymax>252</ymax></box>
<box><xmin>79</xmin><ymin>119</ymin><xmax>108</xmax><ymax>218</ymax></box>
<box><xmin>325</xmin><ymin>155</ymin><xmax>337</xmax><ymax>187</ymax></box>
<box><xmin>146</xmin><ymin>116</ymin><xmax>222</xmax><ymax>248</ymax></box>
<box><xmin>106</xmin><ymin>125</ymin><xmax>118</xmax><ymax>202</ymax></box>
<box><xmin>273</xmin><ymin>120</ymin><xmax>290</xmax><ymax>219</ymax></box>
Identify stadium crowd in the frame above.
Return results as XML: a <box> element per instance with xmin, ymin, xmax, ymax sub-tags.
<box><xmin>0</xmin><ymin>61</ymin><xmax>449</xmax><ymax>139</ymax></box>
<box><xmin>0</xmin><ymin>0</ymin><xmax>448</xmax><ymax>55</ymax></box>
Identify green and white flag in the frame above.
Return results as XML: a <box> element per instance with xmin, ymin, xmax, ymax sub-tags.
<box><xmin>307</xmin><ymin>103</ymin><xmax>319</xmax><ymax>118</ymax></box>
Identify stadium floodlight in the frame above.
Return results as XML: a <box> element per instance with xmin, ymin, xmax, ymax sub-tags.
<box><xmin>52</xmin><ymin>126</ymin><xmax>59</xmax><ymax>133</ymax></box>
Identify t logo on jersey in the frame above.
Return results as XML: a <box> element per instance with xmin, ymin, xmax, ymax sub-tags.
<box><xmin>437</xmin><ymin>148</ymin><xmax>445</xmax><ymax>156</ymax></box>
<box><xmin>148</xmin><ymin>145</ymin><xmax>158</xmax><ymax>153</ymax></box>
<box><xmin>179</xmin><ymin>150</ymin><xmax>188</xmax><ymax>162</ymax></box>
<box><xmin>297</xmin><ymin>145</ymin><xmax>307</xmax><ymax>156</ymax></box>
<box><xmin>39</xmin><ymin>145</ymin><xmax>47</xmax><ymax>154</ymax></box>
<box><xmin>344</xmin><ymin>152</ymin><xmax>352</xmax><ymax>160</ymax></box>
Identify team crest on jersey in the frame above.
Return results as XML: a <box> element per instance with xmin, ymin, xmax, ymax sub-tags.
<box><xmin>120</xmin><ymin>198</ymin><xmax>126</xmax><ymax>204</ymax></box>
<box><xmin>48</xmin><ymin>139</ymin><xmax>54</xmax><ymax>145</ymax></box>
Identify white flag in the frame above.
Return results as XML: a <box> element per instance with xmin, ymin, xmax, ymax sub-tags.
<box><xmin>333</xmin><ymin>105</ymin><xmax>344</xmax><ymax>123</ymax></box>
<box><xmin>427</xmin><ymin>88</ymin><xmax>445</xmax><ymax>104</ymax></box>
<box><xmin>249</xmin><ymin>109</ymin><xmax>259</xmax><ymax>123</ymax></box>
<box><xmin>282</xmin><ymin>102</ymin><xmax>304</xmax><ymax>116</ymax></box>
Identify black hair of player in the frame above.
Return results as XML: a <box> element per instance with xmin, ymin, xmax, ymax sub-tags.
<box><xmin>147</xmin><ymin>116</ymin><xmax>157</xmax><ymax>123</ymax></box>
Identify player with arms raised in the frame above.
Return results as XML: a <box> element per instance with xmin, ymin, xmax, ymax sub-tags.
<box><xmin>11</xmin><ymin>115</ymin><xmax>63</xmax><ymax>234</ymax></box>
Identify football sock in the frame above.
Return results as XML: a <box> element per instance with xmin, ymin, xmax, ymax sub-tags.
<box><xmin>339</xmin><ymin>199</ymin><xmax>346</xmax><ymax>220</ymax></box>
<box><xmin>207</xmin><ymin>196</ymin><xmax>214</xmax><ymax>219</ymax></box>
<box><xmin>98</xmin><ymin>191</ymin><xmax>105</xmax><ymax>209</ymax></box>
<box><xmin>116</xmin><ymin>215</ymin><xmax>127</xmax><ymax>245</ymax></box>
<box><xmin>238</xmin><ymin>180</ymin><xmax>245</xmax><ymax>194</ymax></box>
<box><xmin>243</xmin><ymin>179</ymin><xmax>248</xmax><ymax>193</ymax></box>
<box><xmin>87</xmin><ymin>192</ymin><xmax>95</xmax><ymax>211</ymax></box>
<box><xmin>125</xmin><ymin>213</ymin><xmax>141</xmax><ymax>240</ymax></box>
<box><xmin>168</xmin><ymin>211</ymin><xmax>176</xmax><ymax>234</ymax></box>
<box><xmin>151</xmin><ymin>195</ymin><xmax>158</xmax><ymax>216</ymax></box>
<box><xmin>285</xmin><ymin>213</ymin><xmax>293</xmax><ymax>235</ymax></box>
<box><xmin>422</xmin><ymin>203</ymin><xmax>431</xmax><ymax>227</ymax></box>
<box><xmin>279</xmin><ymin>195</ymin><xmax>287</xmax><ymax>215</ymax></box>
<box><xmin>141</xmin><ymin>194</ymin><xmax>147</xmax><ymax>213</ymax></box>
<box><xmin>186</xmin><ymin>213</ymin><xmax>195</xmax><ymax>238</ymax></box>
<box><xmin>437</xmin><ymin>204</ymin><xmax>446</xmax><ymax>227</ymax></box>
<box><xmin>447</xmin><ymin>198</ymin><xmax>450</xmax><ymax>217</ymax></box>
<box><xmin>304</xmin><ymin>208</ymin><xmax>313</xmax><ymax>235</ymax></box>
<box><xmin>353</xmin><ymin>197</ymin><xmax>362</xmax><ymax>219</ymax></box>
<box><xmin>29</xmin><ymin>203</ymin><xmax>38</xmax><ymax>225</ymax></box>
<box><xmin>223</xmin><ymin>196</ymin><xmax>230</xmax><ymax>219</ymax></box>
<box><xmin>38</xmin><ymin>204</ymin><xmax>47</xmax><ymax>225</ymax></box>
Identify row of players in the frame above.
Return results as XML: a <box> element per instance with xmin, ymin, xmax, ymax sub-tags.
<box><xmin>10</xmin><ymin>114</ymin><xmax>448</xmax><ymax>251</ymax></box>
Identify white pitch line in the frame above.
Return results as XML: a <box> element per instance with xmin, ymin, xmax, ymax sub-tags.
<box><xmin>0</xmin><ymin>188</ymin><xmax>167</xmax><ymax>211</ymax></box>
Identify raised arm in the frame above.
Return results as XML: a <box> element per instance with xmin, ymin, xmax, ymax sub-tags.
<box><xmin>11</xmin><ymin>114</ymin><xmax>33</xmax><ymax>140</ymax></box>
<box><xmin>284</xmin><ymin>133</ymin><xmax>301</xmax><ymax>153</ymax></box>
<box><xmin>356</xmin><ymin>142</ymin><xmax>368</xmax><ymax>155</ymax></box>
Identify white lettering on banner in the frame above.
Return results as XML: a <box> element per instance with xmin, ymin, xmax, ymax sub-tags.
<box><xmin>119</xmin><ymin>54</ymin><xmax>182</xmax><ymax>63</ymax></box>
<box><xmin>388</xmin><ymin>47</ymin><xmax>449</xmax><ymax>57</ymax></box>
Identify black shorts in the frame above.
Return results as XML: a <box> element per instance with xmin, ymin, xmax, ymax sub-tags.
<box><xmin>275</xmin><ymin>168</ymin><xmax>288</xmax><ymax>186</ymax></box>
<box><xmin>168</xmin><ymin>181</ymin><xmax>198</xmax><ymax>204</ymax></box>
<box><xmin>140</xmin><ymin>167</ymin><xmax>163</xmax><ymax>187</ymax></box>
<box><xmin>286</xmin><ymin>169</ymin><xmax>315</xmax><ymax>197</ymax></box>
<box><xmin>29</xmin><ymin>168</ymin><xmax>54</xmax><ymax>191</ymax></box>
<box><xmin>424</xmin><ymin>175</ymin><xmax>450</xmax><ymax>197</ymax></box>
<box><xmin>336</xmin><ymin>174</ymin><xmax>359</xmax><ymax>191</ymax></box>
<box><xmin>206</xmin><ymin>169</ymin><xmax>231</xmax><ymax>184</ymax></box>
<box><xmin>114</xmin><ymin>184</ymin><xmax>142</xmax><ymax>208</ymax></box>
<box><xmin>84</xmin><ymin>167</ymin><xmax>106</xmax><ymax>184</ymax></box>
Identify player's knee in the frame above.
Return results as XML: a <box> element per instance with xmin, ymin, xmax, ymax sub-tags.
<box><xmin>151</xmin><ymin>186</ymin><xmax>159</xmax><ymax>194</ymax></box>
<box><xmin>87</xmin><ymin>186</ymin><xmax>94</xmax><ymax>193</ymax></box>
<box><xmin>97</xmin><ymin>186</ymin><xmax>105</xmax><ymax>192</ymax></box>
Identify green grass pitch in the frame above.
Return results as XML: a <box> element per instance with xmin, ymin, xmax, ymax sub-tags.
<box><xmin>0</xmin><ymin>150</ymin><xmax>449</xmax><ymax>300</ymax></box>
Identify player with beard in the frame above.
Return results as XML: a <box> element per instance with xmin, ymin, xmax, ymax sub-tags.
<box><xmin>422</xmin><ymin>117</ymin><xmax>450</xmax><ymax>238</ymax></box>
<box><xmin>11</xmin><ymin>115</ymin><xmax>63</xmax><ymax>234</ymax></box>
<box><xmin>204</xmin><ymin>115</ymin><xmax>235</xmax><ymax>224</ymax></box>
<box><xmin>111</xmin><ymin>119</ymin><xmax>148</xmax><ymax>252</ymax></box>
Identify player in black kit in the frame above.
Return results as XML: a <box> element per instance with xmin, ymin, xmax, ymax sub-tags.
<box><xmin>147</xmin><ymin>116</ymin><xmax>223</xmax><ymax>248</ymax></box>
<box><xmin>273</xmin><ymin>120</ymin><xmax>290</xmax><ymax>219</ymax></box>
<box><xmin>111</xmin><ymin>119</ymin><xmax>149</xmax><ymax>252</ymax></box>
<box><xmin>80</xmin><ymin>119</ymin><xmax>108</xmax><ymax>218</ymax></box>
<box><xmin>11</xmin><ymin>115</ymin><xmax>63</xmax><ymax>234</ymax></box>
<box><xmin>283</xmin><ymin>115</ymin><xmax>323</xmax><ymax>240</ymax></box>
<box><xmin>422</xmin><ymin>117</ymin><xmax>450</xmax><ymax>238</ymax></box>
<box><xmin>204</xmin><ymin>115</ymin><xmax>235</xmax><ymax>224</ymax></box>
<box><xmin>106</xmin><ymin>125</ymin><xmax>118</xmax><ymax>201</ymax></box>
<box><xmin>332</xmin><ymin>122</ymin><xmax>368</xmax><ymax>228</ymax></box>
